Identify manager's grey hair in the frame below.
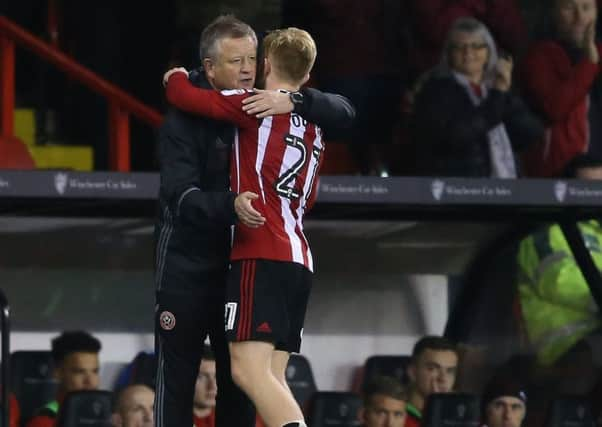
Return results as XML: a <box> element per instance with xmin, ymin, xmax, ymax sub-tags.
<box><xmin>199</xmin><ymin>15</ymin><xmax>258</xmax><ymax>61</ymax></box>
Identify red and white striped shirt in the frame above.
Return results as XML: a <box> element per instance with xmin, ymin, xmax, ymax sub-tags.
<box><xmin>166</xmin><ymin>73</ymin><xmax>323</xmax><ymax>271</ymax></box>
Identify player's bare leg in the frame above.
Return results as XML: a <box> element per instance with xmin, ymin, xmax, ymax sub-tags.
<box><xmin>271</xmin><ymin>350</ymin><xmax>294</xmax><ymax>396</ymax></box>
<box><xmin>230</xmin><ymin>341</ymin><xmax>305</xmax><ymax>427</ymax></box>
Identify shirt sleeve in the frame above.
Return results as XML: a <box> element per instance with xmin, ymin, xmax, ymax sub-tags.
<box><xmin>165</xmin><ymin>72</ymin><xmax>257</xmax><ymax>128</ymax></box>
<box><xmin>295</xmin><ymin>88</ymin><xmax>356</xmax><ymax>138</ymax></box>
<box><xmin>520</xmin><ymin>43</ymin><xmax>600</xmax><ymax>122</ymax></box>
<box><xmin>158</xmin><ymin>110</ymin><xmax>238</xmax><ymax>226</ymax></box>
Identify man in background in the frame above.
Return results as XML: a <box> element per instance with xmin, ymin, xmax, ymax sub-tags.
<box><xmin>194</xmin><ymin>345</ymin><xmax>217</xmax><ymax>427</ymax></box>
<box><xmin>405</xmin><ymin>336</ymin><xmax>458</xmax><ymax>427</ymax></box>
<box><xmin>27</xmin><ymin>331</ymin><xmax>101</xmax><ymax>427</ymax></box>
<box><xmin>112</xmin><ymin>384</ymin><xmax>154</xmax><ymax>427</ymax></box>
<box><xmin>360</xmin><ymin>376</ymin><xmax>407</xmax><ymax>427</ymax></box>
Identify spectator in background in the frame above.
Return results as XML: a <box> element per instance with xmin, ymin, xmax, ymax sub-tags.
<box><xmin>480</xmin><ymin>378</ymin><xmax>527</xmax><ymax>427</ymax></box>
<box><xmin>283</xmin><ymin>0</ymin><xmax>405</xmax><ymax>176</ymax></box>
<box><xmin>411</xmin><ymin>18</ymin><xmax>543</xmax><ymax>177</ymax></box>
<box><xmin>194</xmin><ymin>345</ymin><xmax>217</xmax><ymax>427</ymax></box>
<box><xmin>404</xmin><ymin>0</ymin><xmax>528</xmax><ymax>84</ymax></box>
<box><xmin>112</xmin><ymin>384</ymin><xmax>154</xmax><ymax>427</ymax></box>
<box><xmin>405</xmin><ymin>336</ymin><xmax>459</xmax><ymax>427</ymax></box>
<box><xmin>26</xmin><ymin>331</ymin><xmax>101</xmax><ymax>427</ymax></box>
<box><xmin>520</xmin><ymin>0</ymin><xmax>602</xmax><ymax>177</ymax></box>
<box><xmin>359</xmin><ymin>376</ymin><xmax>407</xmax><ymax>427</ymax></box>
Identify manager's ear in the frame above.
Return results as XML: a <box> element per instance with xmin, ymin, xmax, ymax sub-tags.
<box><xmin>203</xmin><ymin>58</ymin><xmax>216</xmax><ymax>80</ymax></box>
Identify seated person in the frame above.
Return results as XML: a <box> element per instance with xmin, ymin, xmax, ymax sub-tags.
<box><xmin>359</xmin><ymin>376</ymin><xmax>407</xmax><ymax>427</ymax></box>
<box><xmin>411</xmin><ymin>17</ymin><xmax>543</xmax><ymax>177</ymax></box>
<box><xmin>26</xmin><ymin>331</ymin><xmax>101</xmax><ymax>427</ymax></box>
<box><xmin>112</xmin><ymin>384</ymin><xmax>154</xmax><ymax>427</ymax></box>
<box><xmin>480</xmin><ymin>379</ymin><xmax>527</xmax><ymax>427</ymax></box>
<box><xmin>405</xmin><ymin>336</ymin><xmax>458</xmax><ymax>427</ymax></box>
<box><xmin>193</xmin><ymin>345</ymin><xmax>217</xmax><ymax>427</ymax></box>
<box><xmin>520</xmin><ymin>0</ymin><xmax>602</xmax><ymax>177</ymax></box>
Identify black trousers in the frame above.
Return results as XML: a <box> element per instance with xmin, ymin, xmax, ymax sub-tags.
<box><xmin>154</xmin><ymin>268</ymin><xmax>255</xmax><ymax>427</ymax></box>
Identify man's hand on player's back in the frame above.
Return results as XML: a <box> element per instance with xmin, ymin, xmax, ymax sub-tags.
<box><xmin>235</xmin><ymin>192</ymin><xmax>266</xmax><ymax>228</ymax></box>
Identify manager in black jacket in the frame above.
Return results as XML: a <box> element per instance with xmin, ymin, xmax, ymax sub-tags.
<box><xmin>154</xmin><ymin>16</ymin><xmax>355</xmax><ymax>427</ymax></box>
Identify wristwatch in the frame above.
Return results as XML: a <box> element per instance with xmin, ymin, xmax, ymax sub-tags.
<box><xmin>289</xmin><ymin>91</ymin><xmax>304</xmax><ymax>108</ymax></box>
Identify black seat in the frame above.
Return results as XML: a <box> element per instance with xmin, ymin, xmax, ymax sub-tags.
<box><xmin>422</xmin><ymin>393</ymin><xmax>480</xmax><ymax>427</ymax></box>
<box><xmin>113</xmin><ymin>351</ymin><xmax>157</xmax><ymax>390</ymax></box>
<box><xmin>10</xmin><ymin>351</ymin><xmax>58</xmax><ymax>422</ymax></box>
<box><xmin>545</xmin><ymin>396</ymin><xmax>596</xmax><ymax>427</ymax></box>
<box><xmin>55</xmin><ymin>390</ymin><xmax>113</xmax><ymax>427</ymax></box>
<box><xmin>307</xmin><ymin>392</ymin><xmax>361</xmax><ymax>427</ymax></box>
<box><xmin>361</xmin><ymin>355</ymin><xmax>411</xmax><ymax>391</ymax></box>
<box><xmin>286</xmin><ymin>354</ymin><xmax>317</xmax><ymax>408</ymax></box>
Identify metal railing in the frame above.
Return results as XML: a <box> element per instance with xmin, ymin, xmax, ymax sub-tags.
<box><xmin>0</xmin><ymin>15</ymin><xmax>163</xmax><ymax>171</ymax></box>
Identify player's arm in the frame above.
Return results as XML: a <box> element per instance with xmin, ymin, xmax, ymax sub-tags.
<box><xmin>242</xmin><ymin>88</ymin><xmax>356</xmax><ymax>138</ymax></box>
<box><xmin>164</xmin><ymin>71</ymin><xmax>254</xmax><ymax>128</ymax></box>
<box><xmin>294</xmin><ymin>88</ymin><xmax>356</xmax><ymax>138</ymax></box>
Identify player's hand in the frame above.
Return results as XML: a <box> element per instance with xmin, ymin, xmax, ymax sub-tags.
<box><xmin>162</xmin><ymin>67</ymin><xmax>188</xmax><ymax>87</ymax></box>
<box><xmin>234</xmin><ymin>191</ymin><xmax>266</xmax><ymax>228</ymax></box>
<box><xmin>241</xmin><ymin>89</ymin><xmax>293</xmax><ymax>118</ymax></box>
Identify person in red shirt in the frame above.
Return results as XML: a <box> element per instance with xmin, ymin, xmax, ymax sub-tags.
<box><xmin>164</xmin><ymin>27</ymin><xmax>323</xmax><ymax>427</ymax></box>
<box><xmin>520</xmin><ymin>0</ymin><xmax>602</xmax><ymax>176</ymax></box>
<box><xmin>193</xmin><ymin>346</ymin><xmax>217</xmax><ymax>427</ymax></box>
<box><xmin>26</xmin><ymin>331</ymin><xmax>101</xmax><ymax>427</ymax></box>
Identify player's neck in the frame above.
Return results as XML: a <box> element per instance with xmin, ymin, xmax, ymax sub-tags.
<box><xmin>264</xmin><ymin>74</ymin><xmax>299</xmax><ymax>92</ymax></box>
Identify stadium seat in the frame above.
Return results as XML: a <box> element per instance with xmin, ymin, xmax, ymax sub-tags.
<box><xmin>307</xmin><ymin>391</ymin><xmax>361</xmax><ymax>426</ymax></box>
<box><xmin>353</xmin><ymin>355</ymin><xmax>411</xmax><ymax>393</ymax></box>
<box><xmin>113</xmin><ymin>351</ymin><xmax>156</xmax><ymax>390</ymax></box>
<box><xmin>0</xmin><ymin>136</ymin><xmax>35</xmax><ymax>169</ymax></box>
<box><xmin>286</xmin><ymin>354</ymin><xmax>317</xmax><ymax>408</ymax></box>
<box><xmin>10</xmin><ymin>351</ymin><xmax>58</xmax><ymax>422</ymax></box>
<box><xmin>544</xmin><ymin>396</ymin><xmax>595</xmax><ymax>427</ymax></box>
<box><xmin>55</xmin><ymin>390</ymin><xmax>112</xmax><ymax>427</ymax></box>
<box><xmin>422</xmin><ymin>393</ymin><xmax>480</xmax><ymax>427</ymax></box>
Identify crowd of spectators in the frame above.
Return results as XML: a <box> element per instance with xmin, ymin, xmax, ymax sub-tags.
<box><xmin>283</xmin><ymin>0</ymin><xmax>602</xmax><ymax>178</ymax></box>
<box><xmin>8</xmin><ymin>332</ymin><xmax>602</xmax><ymax>427</ymax></box>
<box><xmin>5</xmin><ymin>0</ymin><xmax>602</xmax><ymax>177</ymax></box>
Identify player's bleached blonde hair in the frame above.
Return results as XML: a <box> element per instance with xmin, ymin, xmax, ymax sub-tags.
<box><xmin>262</xmin><ymin>27</ymin><xmax>317</xmax><ymax>84</ymax></box>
